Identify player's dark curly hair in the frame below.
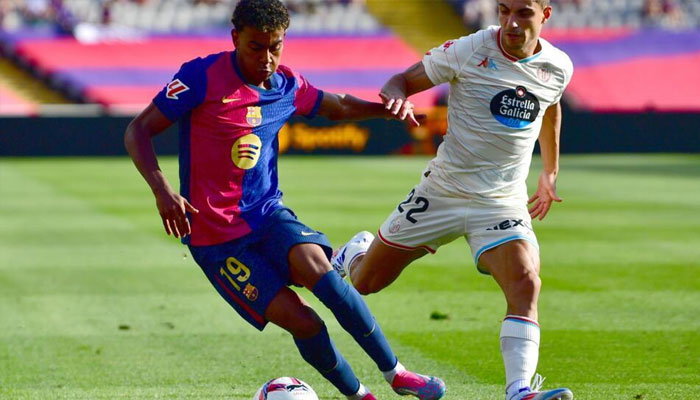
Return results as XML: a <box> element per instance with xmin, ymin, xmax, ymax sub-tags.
<box><xmin>231</xmin><ymin>0</ymin><xmax>290</xmax><ymax>32</ymax></box>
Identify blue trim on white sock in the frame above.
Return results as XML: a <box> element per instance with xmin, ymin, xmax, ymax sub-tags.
<box><xmin>505</xmin><ymin>317</ymin><xmax>540</xmax><ymax>329</ymax></box>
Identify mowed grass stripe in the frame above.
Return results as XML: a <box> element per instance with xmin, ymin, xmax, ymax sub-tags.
<box><xmin>1</xmin><ymin>154</ymin><xmax>699</xmax><ymax>399</ymax></box>
<box><xmin>4</xmin><ymin>384</ymin><xmax>698</xmax><ymax>400</ymax></box>
<box><xmin>0</xmin><ymin>160</ymin><xmax>184</xmax><ymax>272</ymax></box>
<box><xmin>0</xmin><ymin>330</ymin><xmax>455</xmax><ymax>399</ymax></box>
<box><xmin>395</xmin><ymin>330</ymin><xmax>698</xmax><ymax>394</ymax></box>
<box><xmin>1</xmin><ymin>288</ymin><xmax>697</xmax><ymax>340</ymax></box>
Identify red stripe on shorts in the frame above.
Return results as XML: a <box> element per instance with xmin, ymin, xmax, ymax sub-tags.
<box><xmin>377</xmin><ymin>229</ymin><xmax>436</xmax><ymax>254</ymax></box>
<box><xmin>214</xmin><ymin>274</ymin><xmax>265</xmax><ymax>326</ymax></box>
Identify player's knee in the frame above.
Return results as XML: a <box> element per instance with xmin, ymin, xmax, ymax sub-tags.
<box><xmin>288</xmin><ymin>312</ymin><xmax>325</xmax><ymax>339</ymax></box>
<box><xmin>511</xmin><ymin>270</ymin><xmax>541</xmax><ymax>300</ymax></box>
<box><xmin>352</xmin><ymin>277</ymin><xmax>379</xmax><ymax>296</ymax></box>
<box><xmin>504</xmin><ymin>271</ymin><xmax>540</xmax><ymax>317</ymax></box>
<box><xmin>288</xmin><ymin>244</ymin><xmax>332</xmax><ymax>289</ymax></box>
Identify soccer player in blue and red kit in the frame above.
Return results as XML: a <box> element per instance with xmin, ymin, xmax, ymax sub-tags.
<box><xmin>124</xmin><ymin>1</ymin><xmax>445</xmax><ymax>399</ymax></box>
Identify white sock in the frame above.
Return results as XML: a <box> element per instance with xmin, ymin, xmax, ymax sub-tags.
<box><xmin>505</xmin><ymin>379</ymin><xmax>529</xmax><ymax>399</ymax></box>
<box><xmin>347</xmin><ymin>383</ymin><xmax>370</xmax><ymax>400</ymax></box>
<box><xmin>346</xmin><ymin>253</ymin><xmax>363</xmax><ymax>277</ymax></box>
<box><xmin>500</xmin><ymin>315</ymin><xmax>540</xmax><ymax>400</ymax></box>
<box><xmin>382</xmin><ymin>360</ymin><xmax>406</xmax><ymax>384</ymax></box>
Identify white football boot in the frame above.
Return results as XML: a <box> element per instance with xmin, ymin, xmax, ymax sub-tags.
<box><xmin>331</xmin><ymin>231</ymin><xmax>374</xmax><ymax>278</ymax></box>
<box><xmin>509</xmin><ymin>374</ymin><xmax>573</xmax><ymax>400</ymax></box>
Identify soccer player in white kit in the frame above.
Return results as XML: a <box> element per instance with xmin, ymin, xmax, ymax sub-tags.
<box><xmin>332</xmin><ymin>1</ymin><xmax>574</xmax><ymax>399</ymax></box>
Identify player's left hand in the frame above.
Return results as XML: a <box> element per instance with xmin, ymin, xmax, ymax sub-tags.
<box><xmin>528</xmin><ymin>171</ymin><xmax>562</xmax><ymax>220</ymax></box>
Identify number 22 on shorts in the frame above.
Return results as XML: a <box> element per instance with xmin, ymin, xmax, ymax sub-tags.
<box><xmin>397</xmin><ymin>188</ymin><xmax>430</xmax><ymax>223</ymax></box>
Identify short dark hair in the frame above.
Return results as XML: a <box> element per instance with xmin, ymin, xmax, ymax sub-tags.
<box><xmin>231</xmin><ymin>0</ymin><xmax>290</xmax><ymax>32</ymax></box>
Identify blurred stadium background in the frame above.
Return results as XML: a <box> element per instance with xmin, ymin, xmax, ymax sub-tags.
<box><xmin>1</xmin><ymin>0</ymin><xmax>699</xmax><ymax>155</ymax></box>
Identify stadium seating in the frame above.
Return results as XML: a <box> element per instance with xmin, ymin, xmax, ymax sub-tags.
<box><xmin>548</xmin><ymin>27</ymin><xmax>700</xmax><ymax>111</ymax></box>
<box><xmin>0</xmin><ymin>0</ymin><xmax>440</xmax><ymax>113</ymax></box>
<box><xmin>1</xmin><ymin>0</ymin><xmax>699</xmax><ymax>113</ymax></box>
<box><xmin>445</xmin><ymin>0</ymin><xmax>700</xmax><ymax>111</ymax></box>
<box><xmin>57</xmin><ymin>0</ymin><xmax>382</xmax><ymax>34</ymax></box>
<box><xmin>0</xmin><ymin>33</ymin><xmax>437</xmax><ymax>114</ymax></box>
<box><xmin>452</xmin><ymin>0</ymin><xmax>699</xmax><ymax>30</ymax></box>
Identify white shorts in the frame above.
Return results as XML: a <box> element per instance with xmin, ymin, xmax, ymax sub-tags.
<box><xmin>378</xmin><ymin>181</ymin><xmax>539</xmax><ymax>273</ymax></box>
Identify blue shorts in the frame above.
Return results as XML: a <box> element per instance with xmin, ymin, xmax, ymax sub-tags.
<box><xmin>188</xmin><ymin>208</ymin><xmax>332</xmax><ymax>331</ymax></box>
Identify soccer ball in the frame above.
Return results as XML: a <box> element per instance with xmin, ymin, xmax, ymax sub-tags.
<box><xmin>252</xmin><ymin>377</ymin><xmax>319</xmax><ymax>400</ymax></box>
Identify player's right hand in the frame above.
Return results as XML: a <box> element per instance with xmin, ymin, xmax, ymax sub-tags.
<box><xmin>154</xmin><ymin>188</ymin><xmax>199</xmax><ymax>238</ymax></box>
<box><xmin>379</xmin><ymin>92</ymin><xmax>424</xmax><ymax>127</ymax></box>
<box><xmin>528</xmin><ymin>171</ymin><xmax>562</xmax><ymax>221</ymax></box>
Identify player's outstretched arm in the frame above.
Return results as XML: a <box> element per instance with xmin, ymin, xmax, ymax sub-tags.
<box><xmin>316</xmin><ymin>92</ymin><xmax>423</xmax><ymax>126</ymax></box>
<box><xmin>124</xmin><ymin>103</ymin><xmax>198</xmax><ymax>238</ymax></box>
<box><xmin>528</xmin><ymin>102</ymin><xmax>563</xmax><ymax>220</ymax></box>
<box><xmin>380</xmin><ymin>61</ymin><xmax>435</xmax><ymax>120</ymax></box>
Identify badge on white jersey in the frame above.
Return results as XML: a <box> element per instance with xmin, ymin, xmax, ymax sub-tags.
<box><xmin>490</xmin><ymin>85</ymin><xmax>540</xmax><ymax>129</ymax></box>
<box><xmin>165</xmin><ymin>79</ymin><xmax>190</xmax><ymax>100</ymax></box>
<box><xmin>537</xmin><ymin>64</ymin><xmax>554</xmax><ymax>83</ymax></box>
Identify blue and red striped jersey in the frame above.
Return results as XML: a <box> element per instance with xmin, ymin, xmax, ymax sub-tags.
<box><xmin>153</xmin><ymin>51</ymin><xmax>323</xmax><ymax>246</ymax></box>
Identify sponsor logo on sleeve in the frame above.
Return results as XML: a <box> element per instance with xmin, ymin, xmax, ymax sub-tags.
<box><xmin>490</xmin><ymin>86</ymin><xmax>540</xmax><ymax>128</ymax></box>
<box><xmin>165</xmin><ymin>79</ymin><xmax>189</xmax><ymax>100</ymax></box>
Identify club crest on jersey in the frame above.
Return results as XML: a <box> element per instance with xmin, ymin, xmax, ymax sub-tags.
<box><xmin>537</xmin><ymin>64</ymin><xmax>553</xmax><ymax>82</ymax></box>
<box><xmin>490</xmin><ymin>85</ymin><xmax>540</xmax><ymax>129</ymax></box>
<box><xmin>389</xmin><ymin>216</ymin><xmax>402</xmax><ymax>234</ymax></box>
<box><xmin>246</xmin><ymin>106</ymin><xmax>263</xmax><ymax>127</ymax></box>
<box><xmin>243</xmin><ymin>283</ymin><xmax>259</xmax><ymax>301</ymax></box>
<box><xmin>165</xmin><ymin>79</ymin><xmax>189</xmax><ymax>100</ymax></box>
<box><xmin>231</xmin><ymin>133</ymin><xmax>262</xmax><ymax>170</ymax></box>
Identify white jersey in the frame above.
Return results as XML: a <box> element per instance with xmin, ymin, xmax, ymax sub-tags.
<box><xmin>422</xmin><ymin>26</ymin><xmax>574</xmax><ymax>200</ymax></box>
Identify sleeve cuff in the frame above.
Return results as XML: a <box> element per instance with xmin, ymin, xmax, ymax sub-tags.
<box><xmin>306</xmin><ymin>90</ymin><xmax>324</xmax><ymax>118</ymax></box>
<box><xmin>421</xmin><ymin>57</ymin><xmax>441</xmax><ymax>86</ymax></box>
<box><xmin>152</xmin><ymin>97</ymin><xmax>178</xmax><ymax>122</ymax></box>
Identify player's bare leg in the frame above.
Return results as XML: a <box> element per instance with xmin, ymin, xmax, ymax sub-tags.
<box><xmin>332</xmin><ymin>233</ymin><xmax>427</xmax><ymax>295</ymax></box>
<box><xmin>479</xmin><ymin>240</ymin><xmax>572</xmax><ymax>400</ymax></box>
<box><xmin>351</xmin><ymin>238</ymin><xmax>427</xmax><ymax>295</ymax></box>
<box><xmin>265</xmin><ymin>286</ymin><xmax>324</xmax><ymax>338</ymax></box>
<box><xmin>479</xmin><ymin>239</ymin><xmax>541</xmax><ymax>319</ymax></box>
<box><xmin>288</xmin><ymin>243</ymin><xmax>334</xmax><ymax>289</ymax></box>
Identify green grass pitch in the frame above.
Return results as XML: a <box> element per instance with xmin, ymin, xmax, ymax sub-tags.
<box><xmin>1</xmin><ymin>154</ymin><xmax>698</xmax><ymax>399</ymax></box>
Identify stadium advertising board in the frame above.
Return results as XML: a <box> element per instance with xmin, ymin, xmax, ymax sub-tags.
<box><xmin>0</xmin><ymin>116</ymin><xmax>415</xmax><ymax>156</ymax></box>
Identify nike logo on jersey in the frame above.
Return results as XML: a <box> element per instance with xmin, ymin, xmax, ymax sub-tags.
<box><xmin>166</xmin><ymin>79</ymin><xmax>189</xmax><ymax>100</ymax></box>
<box><xmin>301</xmin><ymin>231</ymin><xmax>316</xmax><ymax>236</ymax></box>
<box><xmin>221</xmin><ymin>96</ymin><xmax>240</xmax><ymax>103</ymax></box>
